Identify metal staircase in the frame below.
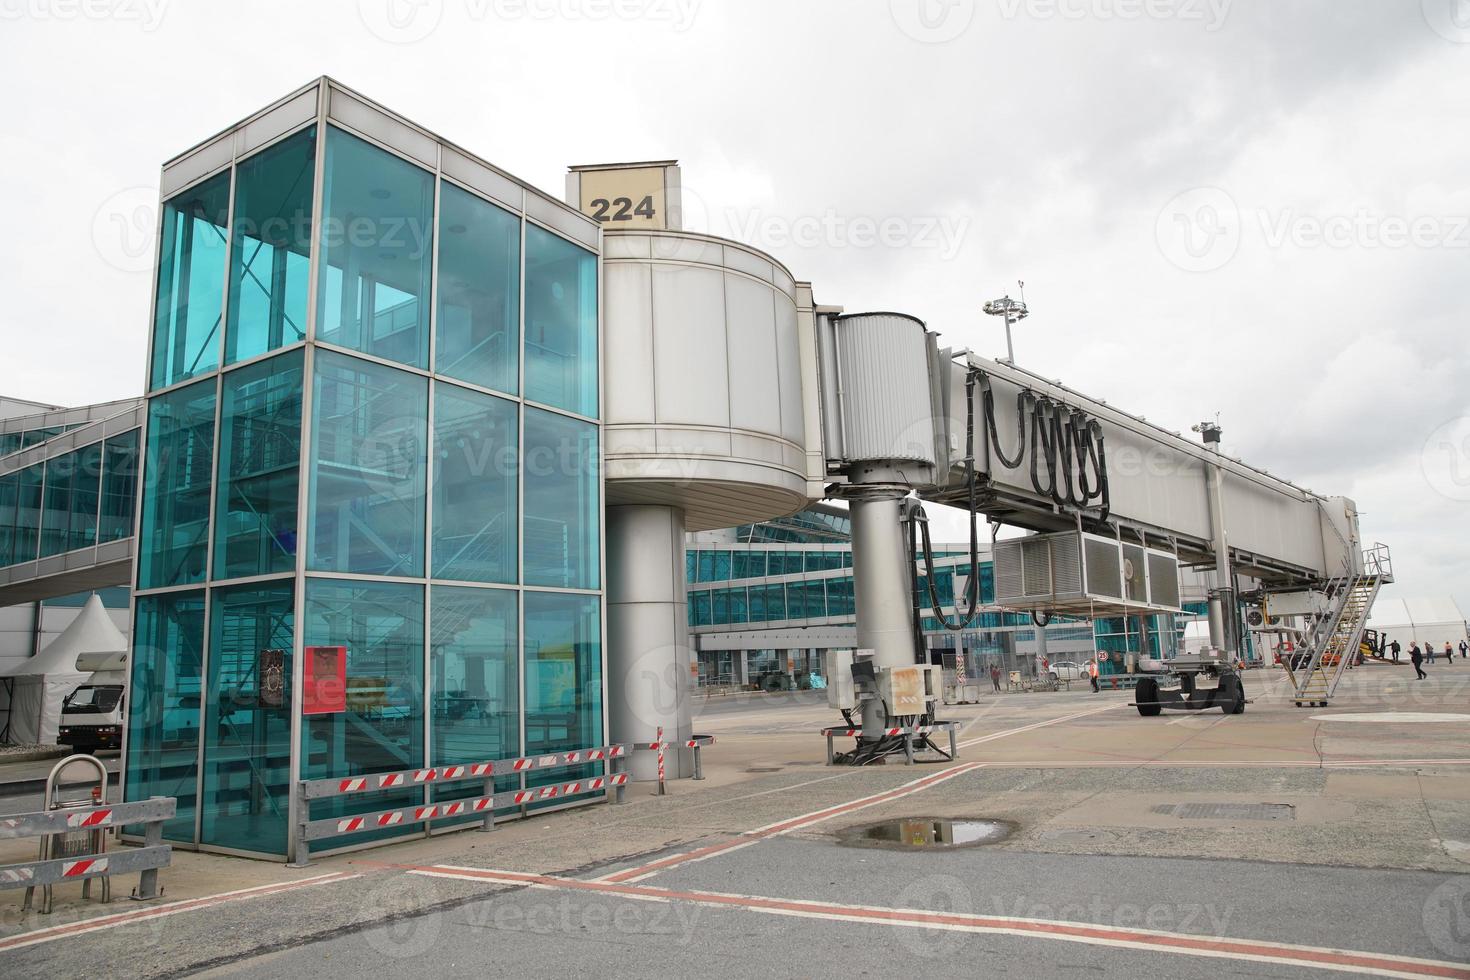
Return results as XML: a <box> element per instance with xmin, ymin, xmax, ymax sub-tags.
<box><xmin>1282</xmin><ymin>543</ymin><xmax>1392</xmax><ymax>707</ymax></box>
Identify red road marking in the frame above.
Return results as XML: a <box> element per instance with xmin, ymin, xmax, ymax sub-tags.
<box><xmin>0</xmin><ymin>871</ymin><xmax>359</xmax><ymax>954</ymax></box>
<box><xmin>409</xmin><ymin>865</ymin><xmax>1470</xmax><ymax>980</ymax></box>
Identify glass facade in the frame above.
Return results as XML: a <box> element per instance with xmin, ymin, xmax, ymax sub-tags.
<box><xmin>524</xmin><ymin>224</ymin><xmax>597</xmax><ymax>416</ymax></box>
<box><xmin>226</xmin><ymin>128</ymin><xmax>316</xmax><ymax>364</ymax></box>
<box><xmin>436</xmin><ymin>183</ymin><xmax>520</xmax><ymax>395</ymax></box>
<box><xmin>127</xmin><ymin>113</ymin><xmax>604</xmax><ymax>858</ymax></box>
<box><xmin>138</xmin><ymin>381</ymin><xmax>216</xmax><ymax>589</ymax></box>
<box><xmin>523</xmin><ymin>407</ymin><xmax>599</xmax><ymax>589</ymax></box>
<box><xmin>127</xmin><ymin>591</ymin><xmax>205</xmax><ymax>842</ymax></box>
<box><xmin>202</xmin><ymin>582</ymin><xmax>294</xmax><ymax>852</ymax></box>
<box><xmin>308</xmin><ymin>350</ymin><xmax>428</xmax><ymax>577</ymax></box>
<box><xmin>316</xmin><ymin>128</ymin><xmax>434</xmax><ymax>369</ymax></box>
<box><xmin>39</xmin><ymin>443</ymin><xmax>101</xmax><ymax>558</ymax></box>
<box><xmin>214</xmin><ymin>352</ymin><xmax>303</xmax><ymax>580</ymax></box>
<box><xmin>151</xmin><ymin>173</ymin><xmax>230</xmax><ymax>391</ymax></box>
<box><xmin>432</xmin><ymin>384</ymin><xmax>517</xmax><ymax>584</ymax></box>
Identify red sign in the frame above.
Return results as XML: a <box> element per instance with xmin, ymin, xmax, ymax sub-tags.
<box><xmin>303</xmin><ymin>645</ymin><xmax>347</xmax><ymax>715</ymax></box>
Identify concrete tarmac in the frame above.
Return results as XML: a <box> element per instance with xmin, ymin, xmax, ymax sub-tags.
<box><xmin>1</xmin><ymin>665</ymin><xmax>1466</xmax><ymax>978</ymax></box>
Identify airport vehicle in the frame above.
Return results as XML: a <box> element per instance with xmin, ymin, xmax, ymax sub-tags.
<box><xmin>57</xmin><ymin>652</ymin><xmax>127</xmax><ymax>754</ymax></box>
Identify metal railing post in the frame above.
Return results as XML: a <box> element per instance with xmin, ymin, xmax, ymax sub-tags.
<box><xmin>479</xmin><ymin>775</ymin><xmax>496</xmax><ymax>832</ymax></box>
<box><xmin>133</xmin><ymin>798</ymin><xmax>165</xmax><ymax>901</ymax></box>
<box><xmin>692</xmin><ymin>742</ymin><xmax>705</xmax><ymax>781</ymax></box>
<box><xmin>612</xmin><ymin>753</ymin><xmax>626</xmax><ymax>805</ymax></box>
<box><xmin>656</xmin><ymin>726</ymin><xmax>666</xmax><ymax>796</ymax></box>
<box><xmin>288</xmin><ymin>781</ymin><xmax>311</xmax><ymax>868</ymax></box>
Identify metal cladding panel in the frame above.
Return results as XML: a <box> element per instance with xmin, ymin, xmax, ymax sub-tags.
<box><xmin>1148</xmin><ymin>551</ymin><xmax>1181</xmax><ymax>609</ymax></box>
<box><xmin>1051</xmin><ymin>534</ymin><xmax>1083</xmax><ymax>595</ymax></box>
<box><xmin>1121</xmin><ymin>543</ymin><xmax>1148</xmax><ymax>603</ymax></box>
<box><xmin>1022</xmin><ymin>538</ymin><xmax>1051</xmax><ymax>597</ymax></box>
<box><xmin>601</xmin><ymin>229</ymin><xmax>811</xmax><ymax>530</ymax></box>
<box><xmin>994</xmin><ymin>539</ymin><xmax>1023</xmax><ymax>600</ymax></box>
<box><xmin>832</xmin><ymin>314</ymin><xmax>936</xmax><ymax>465</ymax></box>
<box><xmin>1085</xmin><ymin>537</ymin><xmax>1122</xmax><ymax>599</ymax></box>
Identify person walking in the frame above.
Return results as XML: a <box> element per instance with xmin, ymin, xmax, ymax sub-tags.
<box><xmin>1445</xmin><ymin>642</ymin><xmax>1455</xmax><ymax>665</ymax></box>
<box><xmin>990</xmin><ymin>664</ymin><xmax>1002</xmax><ymax>694</ymax></box>
<box><xmin>1390</xmin><ymin>638</ymin><xmax>1401</xmax><ymax>662</ymax></box>
<box><xmin>1088</xmin><ymin>658</ymin><xmax>1100</xmax><ymax>693</ymax></box>
<box><xmin>1427</xmin><ymin>641</ymin><xmax>1437</xmax><ymax>665</ymax></box>
<box><xmin>1410</xmin><ymin>643</ymin><xmax>1426</xmax><ymax>680</ymax></box>
<box><xmin>1459</xmin><ymin>639</ymin><xmax>1467</xmax><ymax>660</ymax></box>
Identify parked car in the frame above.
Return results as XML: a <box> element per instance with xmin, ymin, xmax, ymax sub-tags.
<box><xmin>1049</xmin><ymin>661</ymin><xmax>1085</xmax><ymax>681</ymax></box>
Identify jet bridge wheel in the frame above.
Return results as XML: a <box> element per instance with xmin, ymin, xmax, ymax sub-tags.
<box><xmin>1217</xmin><ymin>673</ymin><xmax>1246</xmax><ymax>715</ymax></box>
<box><xmin>1135</xmin><ymin>677</ymin><xmax>1162</xmax><ymax>717</ymax></box>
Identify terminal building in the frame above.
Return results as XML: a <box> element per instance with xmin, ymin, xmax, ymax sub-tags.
<box><xmin>0</xmin><ymin>77</ymin><xmax>1412</xmax><ymax>862</ymax></box>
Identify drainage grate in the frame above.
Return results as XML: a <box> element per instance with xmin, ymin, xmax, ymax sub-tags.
<box><xmin>1151</xmin><ymin>802</ymin><xmax>1295</xmax><ymax>821</ymax></box>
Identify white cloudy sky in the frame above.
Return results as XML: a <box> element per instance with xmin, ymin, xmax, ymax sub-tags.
<box><xmin>0</xmin><ymin>0</ymin><xmax>1466</xmax><ymax>612</ymax></box>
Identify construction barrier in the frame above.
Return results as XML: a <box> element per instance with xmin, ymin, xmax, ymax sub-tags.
<box><xmin>291</xmin><ymin>743</ymin><xmax>629</xmax><ymax>867</ymax></box>
<box><xmin>821</xmin><ymin>721</ymin><xmax>960</xmax><ymax>765</ymax></box>
<box><xmin>633</xmin><ymin>734</ymin><xmax>716</xmax><ymax>787</ymax></box>
<box><xmin>0</xmin><ymin>796</ymin><xmax>174</xmax><ymax>913</ymax></box>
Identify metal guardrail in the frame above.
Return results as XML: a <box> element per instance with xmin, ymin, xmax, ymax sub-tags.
<box><xmin>821</xmin><ymin>721</ymin><xmax>961</xmax><ymax>765</ymax></box>
<box><xmin>291</xmin><ymin>743</ymin><xmax>630</xmax><ymax>867</ymax></box>
<box><xmin>0</xmin><ymin>796</ymin><xmax>173</xmax><ymax>913</ymax></box>
<box><xmin>633</xmin><ymin>733</ymin><xmax>716</xmax><ymax>789</ymax></box>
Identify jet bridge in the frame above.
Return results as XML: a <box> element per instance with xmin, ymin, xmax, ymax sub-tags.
<box><xmin>813</xmin><ymin>311</ymin><xmax>1385</xmax><ymax>729</ymax></box>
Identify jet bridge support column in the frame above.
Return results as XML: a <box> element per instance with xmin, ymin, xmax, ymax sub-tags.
<box><xmin>849</xmin><ymin>481</ymin><xmax>916</xmax><ymax>739</ymax></box>
<box><xmin>1201</xmin><ymin>425</ymin><xmax>1237</xmax><ymax>658</ymax></box>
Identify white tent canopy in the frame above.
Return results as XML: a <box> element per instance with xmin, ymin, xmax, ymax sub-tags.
<box><xmin>0</xmin><ymin>594</ymin><xmax>127</xmax><ymax>745</ymax></box>
<box><xmin>1369</xmin><ymin>597</ymin><xmax>1469</xmax><ymax>649</ymax></box>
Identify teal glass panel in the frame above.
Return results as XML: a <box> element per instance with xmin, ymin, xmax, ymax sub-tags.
<box><xmin>524</xmin><ymin>225</ymin><xmax>597</xmax><ymax>417</ymax></box>
<box><xmin>138</xmin><ymin>380</ymin><xmax>216</xmax><ymax>589</ymax></box>
<box><xmin>201</xmin><ymin>582</ymin><xmax>293</xmax><ymax>854</ymax></box>
<box><xmin>214</xmin><ymin>351</ymin><xmax>303</xmax><ymax>580</ymax></box>
<box><xmin>99</xmin><ymin>430</ymin><xmax>139</xmax><ymax>543</ymax></box>
<box><xmin>40</xmin><ymin>445</ymin><xmax>100</xmax><ymax>558</ymax></box>
<box><xmin>302</xmin><ymin>579</ymin><xmax>424</xmax><ymax>843</ymax></box>
<box><xmin>826</xmin><ymin>577</ymin><xmax>855</xmax><ymax>618</ymax></box>
<box><xmin>315</xmin><ymin>127</ymin><xmax>433</xmax><ymax>369</ymax></box>
<box><xmin>436</xmin><ymin>183</ymin><xmax>520</xmax><ymax>394</ymax></box>
<box><xmin>125</xmin><ymin>590</ymin><xmax>204</xmax><ymax>843</ymax></box>
<box><xmin>522</xmin><ymin>408</ymin><xmax>599</xmax><ymax>589</ymax></box>
<box><xmin>6</xmin><ymin>464</ymin><xmax>43</xmax><ymax>566</ymax></box>
<box><xmin>432</xmin><ymin>384</ymin><xmax>517</xmax><ymax>583</ymax></box>
<box><xmin>309</xmin><ymin>350</ymin><xmax>427</xmax><ymax>576</ymax></box>
<box><xmin>20</xmin><ymin>427</ymin><xmax>63</xmax><ymax>450</ymax></box>
<box><xmin>523</xmin><ymin>592</ymin><xmax>601</xmax><ymax>756</ymax></box>
<box><xmin>763</xmin><ymin>583</ymin><xmax>787</xmax><ymax>621</ymax></box>
<box><xmin>684</xmin><ymin>551</ymin><xmax>696</xmax><ymax>584</ymax></box>
<box><xmin>691</xmin><ymin>591</ymin><xmax>711</xmax><ymax>627</ymax></box>
<box><xmin>226</xmin><ymin>127</ymin><xmax>316</xmax><ymax>364</ymax></box>
<box><xmin>430</xmin><ymin>584</ymin><xmax>518</xmax><ymax>767</ymax></box>
<box><xmin>151</xmin><ymin>173</ymin><xmax>229</xmax><ymax>390</ymax></box>
<box><xmin>0</xmin><ymin>472</ymin><xmax>15</xmax><ymax>565</ymax></box>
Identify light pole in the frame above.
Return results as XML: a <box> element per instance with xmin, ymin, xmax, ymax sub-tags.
<box><xmin>982</xmin><ymin>282</ymin><xmax>1028</xmax><ymax>364</ymax></box>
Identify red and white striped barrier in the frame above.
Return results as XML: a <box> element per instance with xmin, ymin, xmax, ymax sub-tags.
<box><xmin>62</xmin><ymin>858</ymin><xmax>107</xmax><ymax>878</ymax></box>
<box><xmin>303</xmin><ymin>744</ymin><xmax>630</xmax><ymax>801</ymax></box>
<box><xmin>292</xmin><ymin>742</ymin><xmax>632</xmax><ymax>867</ymax></box>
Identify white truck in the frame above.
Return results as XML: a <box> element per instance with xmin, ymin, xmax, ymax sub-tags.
<box><xmin>58</xmin><ymin>651</ymin><xmax>127</xmax><ymax>754</ymax></box>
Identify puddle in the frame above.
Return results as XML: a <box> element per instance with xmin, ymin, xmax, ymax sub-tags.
<box><xmin>838</xmin><ymin>817</ymin><xmax>1012</xmax><ymax>850</ymax></box>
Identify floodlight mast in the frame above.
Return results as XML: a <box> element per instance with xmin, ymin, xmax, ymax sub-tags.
<box><xmin>982</xmin><ymin>281</ymin><xmax>1029</xmax><ymax>364</ymax></box>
